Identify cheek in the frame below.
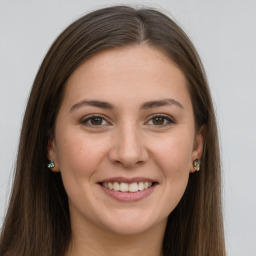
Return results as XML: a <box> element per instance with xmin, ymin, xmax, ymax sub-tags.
<box><xmin>55</xmin><ymin>133</ymin><xmax>109</xmax><ymax>208</ymax></box>
<box><xmin>153</xmin><ymin>133</ymin><xmax>193</xmax><ymax>176</ymax></box>
<box><xmin>56</xmin><ymin>131</ymin><xmax>108</xmax><ymax>178</ymax></box>
<box><xmin>150</xmin><ymin>133</ymin><xmax>193</xmax><ymax>210</ymax></box>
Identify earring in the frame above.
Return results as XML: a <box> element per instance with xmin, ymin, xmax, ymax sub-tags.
<box><xmin>48</xmin><ymin>160</ymin><xmax>55</xmax><ymax>169</ymax></box>
<box><xmin>193</xmin><ymin>159</ymin><xmax>200</xmax><ymax>171</ymax></box>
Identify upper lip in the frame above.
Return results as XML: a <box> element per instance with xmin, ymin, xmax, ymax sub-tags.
<box><xmin>99</xmin><ymin>176</ymin><xmax>158</xmax><ymax>184</ymax></box>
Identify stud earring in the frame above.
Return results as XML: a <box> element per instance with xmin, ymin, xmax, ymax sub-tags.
<box><xmin>193</xmin><ymin>159</ymin><xmax>200</xmax><ymax>171</ymax></box>
<box><xmin>48</xmin><ymin>160</ymin><xmax>55</xmax><ymax>169</ymax></box>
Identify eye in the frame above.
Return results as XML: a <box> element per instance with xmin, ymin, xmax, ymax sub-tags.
<box><xmin>146</xmin><ymin>114</ymin><xmax>174</xmax><ymax>126</ymax></box>
<box><xmin>81</xmin><ymin>115</ymin><xmax>109</xmax><ymax>127</ymax></box>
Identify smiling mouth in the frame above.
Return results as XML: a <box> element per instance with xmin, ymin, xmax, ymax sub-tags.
<box><xmin>99</xmin><ymin>181</ymin><xmax>157</xmax><ymax>193</ymax></box>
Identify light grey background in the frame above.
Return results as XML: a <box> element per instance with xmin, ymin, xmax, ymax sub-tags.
<box><xmin>0</xmin><ymin>0</ymin><xmax>255</xmax><ymax>255</ymax></box>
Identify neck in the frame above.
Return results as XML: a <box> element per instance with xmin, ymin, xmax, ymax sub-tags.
<box><xmin>65</xmin><ymin>217</ymin><xmax>166</xmax><ymax>256</ymax></box>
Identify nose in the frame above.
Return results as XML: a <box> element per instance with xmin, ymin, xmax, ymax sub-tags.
<box><xmin>108</xmin><ymin>122</ymin><xmax>149</xmax><ymax>168</ymax></box>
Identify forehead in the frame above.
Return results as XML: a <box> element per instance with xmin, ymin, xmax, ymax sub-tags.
<box><xmin>62</xmin><ymin>45</ymin><xmax>191</xmax><ymax>110</ymax></box>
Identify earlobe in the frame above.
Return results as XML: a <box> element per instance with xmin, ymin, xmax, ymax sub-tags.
<box><xmin>47</xmin><ymin>139</ymin><xmax>60</xmax><ymax>172</ymax></box>
<box><xmin>190</xmin><ymin>125</ymin><xmax>206</xmax><ymax>173</ymax></box>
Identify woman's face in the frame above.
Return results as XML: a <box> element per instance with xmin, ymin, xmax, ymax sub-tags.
<box><xmin>49</xmin><ymin>45</ymin><xmax>204</xmax><ymax>236</ymax></box>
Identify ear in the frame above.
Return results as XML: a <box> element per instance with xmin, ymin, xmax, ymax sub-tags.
<box><xmin>47</xmin><ymin>138</ymin><xmax>60</xmax><ymax>172</ymax></box>
<box><xmin>190</xmin><ymin>125</ymin><xmax>206</xmax><ymax>173</ymax></box>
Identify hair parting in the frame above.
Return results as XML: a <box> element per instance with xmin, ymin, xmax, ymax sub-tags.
<box><xmin>0</xmin><ymin>5</ymin><xmax>226</xmax><ymax>256</ymax></box>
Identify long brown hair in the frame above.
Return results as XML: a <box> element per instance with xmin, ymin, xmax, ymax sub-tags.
<box><xmin>0</xmin><ymin>6</ymin><xmax>226</xmax><ymax>256</ymax></box>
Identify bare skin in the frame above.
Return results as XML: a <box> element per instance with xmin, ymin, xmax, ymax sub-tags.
<box><xmin>49</xmin><ymin>45</ymin><xmax>204</xmax><ymax>256</ymax></box>
<box><xmin>65</xmin><ymin>217</ymin><xmax>165</xmax><ymax>256</ymax></box>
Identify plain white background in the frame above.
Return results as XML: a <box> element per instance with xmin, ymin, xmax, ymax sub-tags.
<box><xmin>0</xmin><ymin>0</ymin><xmax>255</xmax><ymax>255</ymax></box>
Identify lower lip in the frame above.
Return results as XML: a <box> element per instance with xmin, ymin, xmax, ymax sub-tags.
<box><xmin>99</xmin><ymin>184</ymin><xmax>157</xmax><ymax>202</ymax></box>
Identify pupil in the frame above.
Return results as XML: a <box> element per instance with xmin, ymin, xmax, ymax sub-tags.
<box><xmin>153</xmin><ymin>117</ymin><xmax>164</xmax><ymax>125</ymax></box>
<box><xmin>92</xmin><ymin>117</ymin><xmax>102</xmax><ymax>125</ymax></box>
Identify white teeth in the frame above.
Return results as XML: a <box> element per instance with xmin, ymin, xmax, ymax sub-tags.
<box><xmin>108</xmin><ymin>182</ymin><xmax>113</xmax><ymax>190</ymax></box>
<box><xmin>113</xmin><ymin>182</ymin><xmax>119</xmax><ymax>191</ymax></box>
<box><xmin>102</xmin><ymin>181</ymin><xmax>154</xmax><ymax>192</ymax></box>
<box><xmin>129</xmin><ymin>182</ymin><xmax>139</xmax><ymax>192</ymax></box>
<box><xmin>138</xmin><ymin>182</ymin><xmax>144</xmax><ymax>191</ymax></box>
<box><xmin>120</xmin><ymin>183</ymin><xmax>129</xmax><ymax>192</ymax></box>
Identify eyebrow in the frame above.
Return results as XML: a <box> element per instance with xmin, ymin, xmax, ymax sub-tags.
<box><xmin>141</xmin><ymin>99</ymin><xmax>183</xmax><ymax>109</ymax></box>
<box><xmin>70</xmin><ymin>98</ymin><xmax>183</xmax><ymax>112</ymax></box>
<box><xmin>70</xmin><ymin>100</ymin><xmax>113</xmax><ymax>112</ymax></box>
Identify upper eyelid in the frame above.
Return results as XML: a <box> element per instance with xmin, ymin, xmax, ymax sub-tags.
<box><xmin>81</xmin><ymin>114</ymin><xmax>111</xmax><ymax>125</ymax></box>
<box><xmin>80</xmin><ymin>113</ymin><xmax>175</xmax><ymax>125</ymax></box>
<box><xmin>83</xmin><ymin>114</ymin><xmax>107</xmax><ymax>119</ymax></box>
<box><xmin>147</xmin><ymin>113</ymin><xmax>172</xmax><ymax>118</ymax></box>
<box><xmin>146</xmin><ymin>113</ymin><xmax>175</xmax><ymax>122</ymax></box>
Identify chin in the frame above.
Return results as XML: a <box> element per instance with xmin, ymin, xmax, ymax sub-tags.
<box><xmin>95</xmin><ymin>209</ymin><xmax>167</xmax><ymax>236</ymax></box>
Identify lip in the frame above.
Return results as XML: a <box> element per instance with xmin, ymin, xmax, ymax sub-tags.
<box><xmin>98</xmin><ymin>177</ymin><xmax>158</xmax><ymax>202</ymax></box>
<box><xmin>99</xmin><ymin>176</ymin><xmax>157</xmax><ymax>184</ymax></box>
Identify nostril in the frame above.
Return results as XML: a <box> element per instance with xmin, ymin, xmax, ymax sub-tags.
<box><xmin>107</xmin><ymin>138</ymin><xmax>149</xmax><ymax>168</ymax></box>
<box><xmin>112</xmin><ymin>159</ymin><xmax>143</xmax><ymax>168</ymax></box>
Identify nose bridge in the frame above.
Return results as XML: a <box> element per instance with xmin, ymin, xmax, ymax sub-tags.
<box><xmin>109</xmin><ymin>119</ymin><xmax>148</xmax><ymax>167</ymax></box>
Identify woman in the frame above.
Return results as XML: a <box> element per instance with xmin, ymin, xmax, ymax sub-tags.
<box><xmin>0</xmin><ymin>5</ymin><xmax>226</xmax><ymax>256</ymax></box>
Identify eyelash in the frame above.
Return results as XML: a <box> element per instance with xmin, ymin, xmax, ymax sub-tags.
<box><xmin>147</xmin><ymin>114</ymin><xmax>175</xmax><ymax>126</ymax></box>
<box><xmin>80</xmin><ymin>114</ymin><xmax>109</xmax><ymax>128</ymax></box>
<box><xmin>80</xmin><ymin>114</ymin><xmax>175</xmax><ymax>128</ymax></box>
